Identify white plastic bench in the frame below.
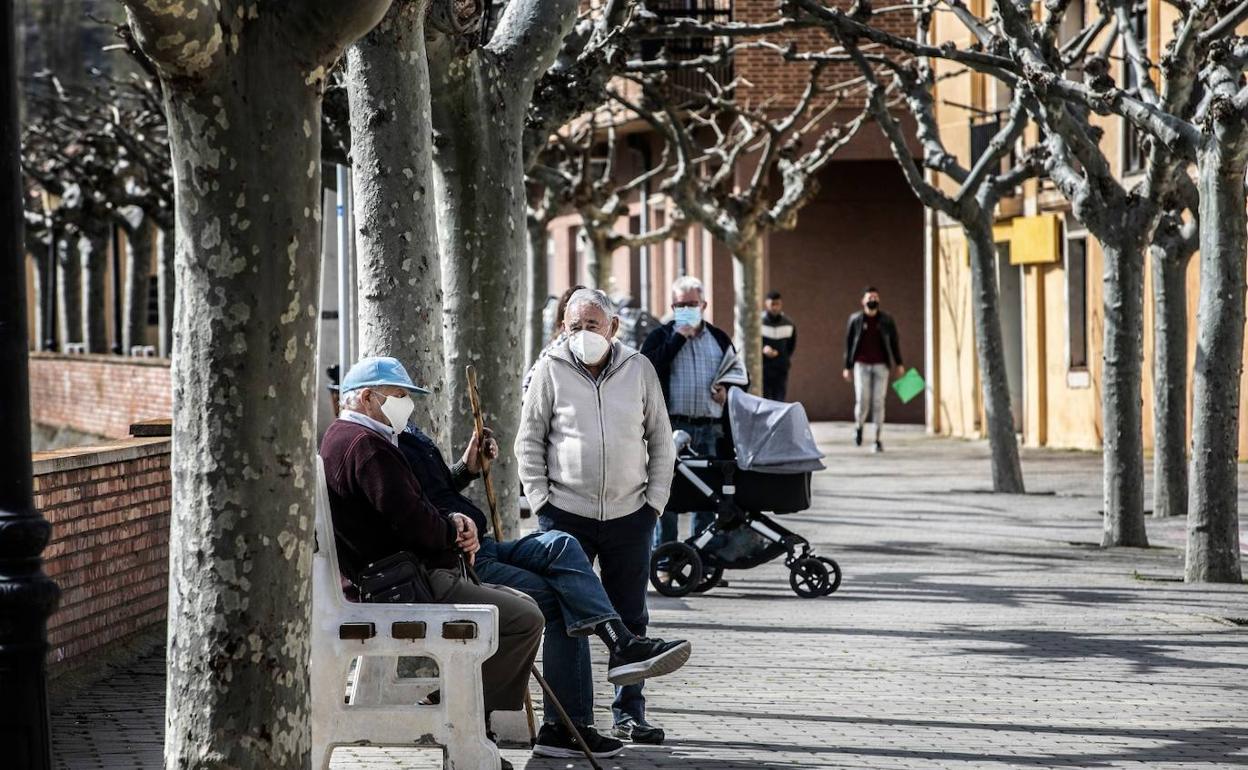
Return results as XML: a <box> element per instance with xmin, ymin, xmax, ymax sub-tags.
<box><xmin>310</xmin><ymin>456</ymin><xmax>502</xmax><ymax>769</ymax></box>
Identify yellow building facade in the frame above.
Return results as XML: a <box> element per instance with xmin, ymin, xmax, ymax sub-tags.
<box><xmin>924</xmin><ymin>1</ymin><xmax>1248</xmax><ymax>457</ymax></box>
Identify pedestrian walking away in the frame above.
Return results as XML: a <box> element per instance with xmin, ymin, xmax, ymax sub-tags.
<box><xmin>517</xmin><ymin>288</ymin><xmax>692</xmax><ymax>746</ymax></box>
<box><xmin>761</xmin><ymin>290</ymin><xmax>797</xmax><ymax>401</ymax></box>
<box><xmin>843</xmin><ymin>286</ymin><xmax>904</xmax><ymax>453</ymax></box>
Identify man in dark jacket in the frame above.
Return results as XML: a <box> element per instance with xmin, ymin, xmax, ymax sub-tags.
<box><xmin>641</xmin><ymin>276</ymin><xmax>746</xmax><ymax>545</ymax></box>
<box><xmin>319</xmin><ymin>357</ymin><xmax>543</xmax><ymax>724</ymax></box>
<box><xmin>842</xmin><ymin>286</ymin><xmax>904</xmax><ymax>452</ymax></box>
<box><xmin>761</xmin><ymin>291</ymin><xmax>798</xmax><ymax>401</ymax></box>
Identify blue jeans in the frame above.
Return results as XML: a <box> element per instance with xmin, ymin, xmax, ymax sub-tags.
<box><xmin>474</xmin><ymin>530</ymin><xmax>620</xmax><ymax>726</ymax></box>
<box><xmin>656</xmin><ymin>420</ymin><xmax>724</xmax><ymax>545</ymax></box>
<box><xmin>539</xmin><ymin>505</ymin><xmax>655</xmax><ymax>725</ymax></box>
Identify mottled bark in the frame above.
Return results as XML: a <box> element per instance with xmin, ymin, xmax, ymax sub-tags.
<box><xmin>732</xmin><ymin>235</ymin><xmax>764</xmax><ymax>395</ymax></box>
<box><xmin>79</xmin><ymin>227</ymin><xmax>109</xmax><ymax>354</ymax></box>
<box><xmin>965</xmin><ymin>220</ymin><xmax>1025</xmax><ymax>493</ymax></box>
<box><xmin>1099</xmin><ymin>236</ymin><xmax>1148</xmax><ymax>547</ymax></box>
<box><xmin>157</xmin><ymin>226</ymin><xmax>175</xmax><ymax>359</ymax></box>
<box><xmin>119</xmin><ymin>2</ymin><xmax>391</xmax><ymax>767</ymax></box>
<box><xmin>584</xmin><ymin>228</ymin><xmax>612</xmax><ymax>291</ymax></box>
<box><xmin>429</xmin><ymin>53</ymin><xmax>528</xmax><ymax>537</ymax></box>
<box><xmin>1149</xmin><ymin>216</ymin><xmax>1191</xmax><ymax>519</ymax></box>
<box><xmin>55</xmin><ymin>236</ymin><xmax>81</xmax><ymax>347</ymax></box>
<box><xmin>347</xmin><ymin>0</ymin><xmax>447</xmax><ymax>443</ymax></box>
<box><xmin>428</xmin><ymin>0</ymin><xmax>577</xmax><ymax>536</ymax></box>
<box><xmin>526</xmin><ymin>212</ymin><xmax>550</xmax><ymax>368</ymax></box>
<box><xmin>1186</xmin><ymin>140</ymin><xmax>1247</xmax><ymax>583</ymax></box>
<box><xmin>123</xmin><ymin>217</ymin><xmax>154</xmax><ymax>352</ymax></box>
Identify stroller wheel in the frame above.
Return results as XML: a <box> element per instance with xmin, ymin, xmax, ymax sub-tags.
<box><xmin>789</xmin><ymin>557</ymin><xmax>830</xmax><ymax>599</ymax></box>
<box><xmin>650</xmin><ymin>543</ymin><xmax>704</xmax><ymax>597</ymax></box>
<box><xmin>692</xmin><ymin>565</ymin><xmax>724</xmax><ymax>593</ymax></box>
<box><xmin>817</xmin><ymin>557</ymin><xmax>843</xmax><ymax>595</ymax></box>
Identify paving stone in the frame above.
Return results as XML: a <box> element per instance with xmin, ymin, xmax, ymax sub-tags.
<box><xmin>51</xmin><ymin>424</ymin><xmax>1248</xmax><ymax>769</ymax></box>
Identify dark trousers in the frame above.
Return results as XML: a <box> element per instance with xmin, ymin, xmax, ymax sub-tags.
<box><xmin>538</xmin><ymin>504</ymin><xmax>655</xmax><ymax>724</ymax></box>
<box><xmin>763</xmin><ymin>366</ymin><xmax>789</xmax><ymax>401</ymax></box>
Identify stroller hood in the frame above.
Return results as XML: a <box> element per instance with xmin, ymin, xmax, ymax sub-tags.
<box><xmin>727</xmin><ymin>389</ymin><xmax>826</xmax><ymax>473</ymax></box>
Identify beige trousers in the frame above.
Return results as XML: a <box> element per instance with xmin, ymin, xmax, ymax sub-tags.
<box><xmin>428</xmin><ymin>567</ymin><xmax>544</xmax><ymax>713</ymax></box>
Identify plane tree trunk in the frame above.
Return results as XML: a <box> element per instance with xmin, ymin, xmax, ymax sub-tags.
<box><xmin>1187</xmin><ymin>136</ymin><xmax>1248</xmax><ymax>583</ymax></box>
<box><xmin>79</xmin><ymin>225</ymin><xmax>109</xmax><ymax>353</ymax></box>
<box><xmin>963</xmin><ymin>215</ymin><xmax>1026</xmax><ymax>493</ymax></box>
<box><xmin>1149</xmin><ymin>212</ymin><xmax>1193</xmax><ymax>519</ymax></box>
<box><xmin>346</xmin><ymin>0</ymin><xmax>448</xmax><ymax>442</ymax></box>
<box><xmin>117</xmin><ymin>3</ymin><xmax>391</xmax><ymax>767</ymax></box>
<box><xmin>427</xmin><ymin>0</ymin><xmax>576</xmax><ymax>537</ymax></box>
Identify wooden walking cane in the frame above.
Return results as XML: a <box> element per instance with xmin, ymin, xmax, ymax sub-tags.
<box><xmin>466</xmin><ymin>365</ymin><xmax>604</xmax><ymax>770</ymax></box>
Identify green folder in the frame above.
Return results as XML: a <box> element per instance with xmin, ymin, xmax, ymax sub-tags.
<box><xmin>891</xmin><ymin>368</ymin><xmax>926</xmax><ymax>404</ymax></box>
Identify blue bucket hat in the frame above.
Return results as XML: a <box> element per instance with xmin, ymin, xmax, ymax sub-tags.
<box><xmin>340</xmin><ymin>356</ymin><xmax>430</xmax><ymax>395</ymax></box>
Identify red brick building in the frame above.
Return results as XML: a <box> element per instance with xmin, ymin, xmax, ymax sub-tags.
<box><xmin>545</xmin><ymin>0</ymin><xmax>924</xmax><ymax>422</ymax></box>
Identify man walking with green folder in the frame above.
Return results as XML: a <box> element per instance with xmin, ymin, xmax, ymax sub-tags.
<box><xmin>842</xmin><ymin>286</ymin><xmax>904</xmax><ymax>453</ymax></box>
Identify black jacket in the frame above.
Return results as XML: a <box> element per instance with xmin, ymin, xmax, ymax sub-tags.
<box><xmin>641</xmin><ymin>320</ymin><xmax>740</xmax><ymax>408</ymax></box>
<box><xmin>397</xmin><ymin>426</ymin><xmax>489</xmax><ymax>536</ymax></box>
<box><xmin>844</xmin><ymin>311</ymin><xmax>903</xmax><ymax>370</ymax></box>
<box><xmin>761</xmin><ymin>311</ymin><xmax>798</xmax><ymax>371</ymax></box>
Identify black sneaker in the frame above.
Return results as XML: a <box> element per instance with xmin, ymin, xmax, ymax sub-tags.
<box><xmin>607</xmin><ymin>637</ymin><xmax>692</xmax><ymax>686</ymax></box>
<box><xmin>854</xmin><ymin>426</ymin><xmax>863</xmax><ymax>446</ymax></box>
<box><xmin>532</xmin><ymin>722</ymin><xmax>624</xmax><ymax>758</ymax></box>
<box><xmin>873</xmin><ymin>441</ymin><xmax>883</xmax><ymax>453</ymax></box>
<box><xmin>612</xmin><ymin>714</ymin><xmax>666</xmax><ymax>745</ymax></box>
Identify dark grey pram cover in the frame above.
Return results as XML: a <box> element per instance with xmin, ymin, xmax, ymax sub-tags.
<box><xmin>727</xmin><ymin>389</ymin><xmax>826</xmax><ymax>473</ymax></box>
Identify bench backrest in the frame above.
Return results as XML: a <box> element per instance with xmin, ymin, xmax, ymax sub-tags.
<box><xmin>313</xmin><ymin>456</ymin><xmax>349</xmax><ymax>608</ymax></box>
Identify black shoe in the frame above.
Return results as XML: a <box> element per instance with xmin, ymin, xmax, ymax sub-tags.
<box><xmin>612</xmin><ymin>714</ymin><xmax>666</xmax><ymax>745</ymax></box>
<box><xmin>532</xmin><ymin>722</ymin><xmax>624</xmax><ymax>758</ymax></box>
<box><xmin>873</xmin><ymin>441</ymin><xmax>883</xmax><ymax>453</ymax></box>
<box><xmin>607</xmin><ymin>637</ymin><xmax>692</xmax><ymax>686</ymax></box>
<box><xmin>854</xmin><ymin>426</ymin><xmax>863</xmax><ymax>446</ymax></box>
<box><xmin>500</xmin><ymin>758</ymin><xmax>513</xmax><ymax>770</ymax></box>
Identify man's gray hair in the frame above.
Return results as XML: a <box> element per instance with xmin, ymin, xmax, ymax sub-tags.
<box><xmin>671</xmin><ymin>275</ymin><xmax>704</xmax><ymax>299</ymax></box>
<box><xmin>565</xmin><ymin>288</ymin><xmax>617</xmax><ymax>320</ymax></box>
<box><xmin>340</xmin><ymin>388</ymin><xmax>367</xmax><ymax>411</ymax></box>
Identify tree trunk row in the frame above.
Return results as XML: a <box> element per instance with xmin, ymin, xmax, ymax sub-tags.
<box><xmin>347</xmin><ymin>0</ymin><xmax>448</xmax><ymax>444</ymax></box>
<box><xmin>964</xmin><ymin>219</ymin><xmax>1026</xmax><ymax>493</ymax></box>
<box><xmin>1187</xmin><ymin>139</ymin><xmax>1247</xmax><ymax>583</ymax></box>
<box><xmin>1099</xmin><ymin>236</ymin><xmax>1148</xmax><ymax>547</ymax></box>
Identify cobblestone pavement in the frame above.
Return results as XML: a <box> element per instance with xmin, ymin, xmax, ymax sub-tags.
<box><xmin>51</xmin><ymin>425</ymin><xmax>1248</xmax><ymax>769</ymax></box>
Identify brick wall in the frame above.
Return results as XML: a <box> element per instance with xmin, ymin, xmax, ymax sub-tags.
<box><xmin>734</xmin><ymin>0</ymin><xmax>915</xmax><ymax>108</ymax></box>
<box><xmin>34</xmin><ymin>438</ymin><xmax>171</xmax><ymax>673</ymax></box>
<box><xmin>29</xmin><ymin>353</ymin><xmax>171</xmax><ymax>440</ymax></box>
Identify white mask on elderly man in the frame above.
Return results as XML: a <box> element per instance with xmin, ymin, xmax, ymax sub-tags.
<box><xmin>377</xmin><ymin>392</ymin><xmax>415</xmax><ymax>430</ymax></box>
<box><xmin>569</xmin><ymin>329</ymin><xmax>611</xmax><ymax>366</ymax></box>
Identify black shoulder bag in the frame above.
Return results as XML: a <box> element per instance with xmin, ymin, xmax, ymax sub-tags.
<box><xmin>356</xmin><ymin>551</ymin><xmax>438</xmax><ymax>603</ymax></box>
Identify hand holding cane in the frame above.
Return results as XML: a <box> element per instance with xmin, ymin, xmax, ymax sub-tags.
<box><xmin>465</xmin><ymin>365</ymin><xmax>604</xmax><ymax>770</ymax></box>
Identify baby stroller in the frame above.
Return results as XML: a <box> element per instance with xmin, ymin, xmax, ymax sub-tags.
<box><xmin>650</xmin><ymin>390</ymin><xmax>842</xmax><ymax>599</ymax></box>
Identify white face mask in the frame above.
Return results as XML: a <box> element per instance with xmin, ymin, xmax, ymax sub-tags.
<box><xmin>377</xmin><ymin>392</ymin><xmax>415</xmax><ymax>431</ymax></box>
<box><xmin>569</xmin><ymin>329</ymin><xmax>611</xmax><ymax>366</ymax></box>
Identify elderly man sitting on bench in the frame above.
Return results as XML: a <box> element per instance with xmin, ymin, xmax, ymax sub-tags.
<box><xmin>326</xmin><ymin>357</ymin><xmax>691</xmax><ymax>760</ymax></box>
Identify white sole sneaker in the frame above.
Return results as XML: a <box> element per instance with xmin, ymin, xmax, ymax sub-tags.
<box><xmin>607</xmin><ymin>640</ymin><xmax>692</xmax><ymax>686</ymax></box>
<box><xmin>532</xmin><ymin>742</ymin><xmax>625</xmax><ymax>759</ymax></box>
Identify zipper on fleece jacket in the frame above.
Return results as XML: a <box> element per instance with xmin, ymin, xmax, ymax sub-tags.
<box><xmin>552</xmin><ymin>350</ymin><xmax>632</xmax><ymax>521</ymax></box>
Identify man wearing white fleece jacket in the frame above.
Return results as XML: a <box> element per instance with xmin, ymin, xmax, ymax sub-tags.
<box><xmin>516</xmin><ymin>288</ymin><xmax>682</xmax><ymax>745</ymax></box>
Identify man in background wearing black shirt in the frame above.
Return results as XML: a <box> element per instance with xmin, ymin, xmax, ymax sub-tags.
<box><xmin>761</xmin><ymin>291</ymin><xmax>798</xmax><ymax>401</ymax></box>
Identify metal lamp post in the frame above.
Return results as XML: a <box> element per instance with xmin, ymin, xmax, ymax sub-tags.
<box><xmin>0</xmin><ymin>1</ymin><xmax>60</xmax><ymax>766</ymax></box>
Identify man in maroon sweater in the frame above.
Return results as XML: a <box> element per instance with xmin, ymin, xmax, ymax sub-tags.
<box><xmin>319</xmin><ymin>356</ymin><xmax>543</xmax><ymax>727</ymax></box>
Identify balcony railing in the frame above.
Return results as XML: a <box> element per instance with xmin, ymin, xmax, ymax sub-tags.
<box><xmin>639</xmin><ymin>0</ymin><xmax>734</xmax><ymax>102</ymax></box>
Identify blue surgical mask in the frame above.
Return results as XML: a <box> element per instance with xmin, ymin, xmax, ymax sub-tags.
<box><xmin>674</xmin><ymin>306</ymin><xmax>702</xmax><ymax>329</ymax></box>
